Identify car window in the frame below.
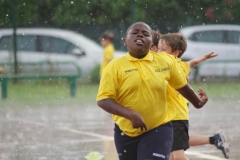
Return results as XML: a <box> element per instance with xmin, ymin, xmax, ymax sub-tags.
<box><xmin>0</xmin><ymin>36</ymin><xmax>12</xmax><ymax>50</ymax></box>
<box><xmin>227</xmin><ymin>31</ymin><xmax>240</xmax><ymax>44</ymax></box>
<box><xmin>17</xmin><ymin>35</ymin><xmax>36</xmax><ymax>51</ymax></box>
<box><xmin>190</xmin><ymin>31</ymin><xmax>224</xmax><ymax>43</ymax></box>
<box><xmin>65</xmin><ymin>43</ymin><xmax>83</xmax><ymax>54</ymax></box>
<box><xmin>41</xmin><ymin>36</ymin><xmax>80</xmax><ymax>54</ymax></box>
<box><xmin>0</xmin><ymin>34</ymin><xmax>83</xmax><ymax>55</ymax></box>
<box><xmin>0</xmin><ymin>35</ymin><xmax>36</xmax><ymax>51</ymax></box>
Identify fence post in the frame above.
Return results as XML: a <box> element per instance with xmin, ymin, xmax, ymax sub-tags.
<box><xmin>1</xmin><ymin>78</ymin><xmax>8</xmax><ymax>100</ymax></box>
<box><xmin>193</xmin><ymin>66</ymin><xmax>199</xmax><ymax>82</ymax></box>
<box><xmin>69</xmin><ymin>76</ymin><xmax>76</xmax><ymax>97</ymax></box>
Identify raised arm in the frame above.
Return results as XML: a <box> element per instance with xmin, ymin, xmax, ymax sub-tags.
<box><xmin>187</xmin><ymin>52</ymin><xmax>218</xmax><ymax>68</ymax></box>
<box><xmin>97</xmin><ymin>98</ymin><xmax>147</xmax><ymax>131</ymax></box>
<box><xmin>176</xmin><ymin>84</ymin><xmax>208</xmax><ymax>109</ymax></box>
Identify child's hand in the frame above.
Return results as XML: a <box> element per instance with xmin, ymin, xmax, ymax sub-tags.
<box><xmin>129</xmin><ymin>110</ymin><xmax>147</xmax><ymax>131</ymax></box>
<box><xmin>204</xmin><ymin>52</ymin><xmax>218</xmax><ymax>60</ymax></box>
<box><xmin>198</xmin><ymin>87</ymin><xmax>208</xmax><ymax>105</ymax></box>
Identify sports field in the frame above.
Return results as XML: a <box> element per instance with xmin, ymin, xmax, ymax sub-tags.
<box><xmin>0</xmin><ymin>82</ymin><xmax>239</xmax><ymax>160</ymax></box>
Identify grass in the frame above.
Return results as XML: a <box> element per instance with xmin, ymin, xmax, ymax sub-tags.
<box><xmin>189</xmin><ymin>82</ymin><xmax>240</xmax><ymax>99</ymax></box>
<box><xmin>0</xmin><ymin>81</ymin><xmax>239</xmax><ymax>108</ymax></box>
<box><xmin>0</xmin><ymin>80</ymin><xmax>99</xmax><ymax>108</ymax></box>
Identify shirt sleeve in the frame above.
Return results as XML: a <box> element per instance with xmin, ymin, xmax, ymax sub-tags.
<box><xmin>180</xmin><ymin>61</ymin><xmax>190</xmax><ymax>76</ymax></box>
<box><xmin>167</xmin><ymin>56</ymin><xmax>187</xmax><ymax>89</ymax></box>
<box><xmin>96</xmin><ymin>60</ymin><xmax>118</xmax><ymax>101</ymax></box>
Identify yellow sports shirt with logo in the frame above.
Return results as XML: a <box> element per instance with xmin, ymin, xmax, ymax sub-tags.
<box><xmin>97</xmin><ymin>51</ymin><xmax>187</xmax><ymax>137</ymax></box>
<box><xmin>100</xmin><ymin>43</ymin><xmax>114</xmax><ymax>76</ymax></box>
<box><xmin>168</xmin><ymin>58</ymin><xmax>190</xmax><ymax>120</ymax></box>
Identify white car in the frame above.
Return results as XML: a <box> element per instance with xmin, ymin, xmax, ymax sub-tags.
<box><xmin>179</xmin><ymin>24</ymin><xmax>240</xmax><ymax>81</ymax></box>
<box><xmin>0</xmin><ymin>28</ymin><xmax>125</xmax><ymax>81</ymax></box>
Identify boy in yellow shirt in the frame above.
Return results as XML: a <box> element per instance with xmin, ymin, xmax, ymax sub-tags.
<box><xmin>158</xmin><ymin>33</ymin><xmax>229</xmax><ymax>159</ymax></box>
<box><xmin>97</xmin><ymin>22</ymin><xmax>208</xmax><ymax>160</ymax></box>
<box><xmin>99</xmin><ymin>30</ymin><xmax>115</xmax><ymax>77</ymax></box>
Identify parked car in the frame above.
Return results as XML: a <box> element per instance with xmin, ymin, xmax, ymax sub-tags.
<box><xmin>0</xmin><ymin>28</ymin><xmax>125</xmax><ymax>81</ymax></box>
<box><xmin>179</xmin><ymin>24</ymin><xmax>240</xmax><ymax>80</ymax></box>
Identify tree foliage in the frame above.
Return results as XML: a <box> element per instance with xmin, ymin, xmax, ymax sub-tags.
<box><xmin>0</xmin><ymin>0</ymin><xmax>239</xmax><ymax>29</ymax></box>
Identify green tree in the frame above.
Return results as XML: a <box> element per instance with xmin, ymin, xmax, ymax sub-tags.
<box><xmin>1</xmin><ymin>0</ymin><xmax>240</xmax><ymax>30</ymax></box>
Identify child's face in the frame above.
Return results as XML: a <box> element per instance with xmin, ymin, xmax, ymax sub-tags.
<box><xmin>158</xmin><ymin>39</ymin><xmax>180</xmax><ymax>57</ymax></box>
<box><xmin>100</xmin><ymin>38</ymin><xmax>111</xmax><ymax>47</ymax></box>
<box><xmin>158</xmin><ymin>39</ymin><xmax>173</xmax><ymax>54</ymax></box>
<box><xmin>124</xmin><ymin>22</ymin><xmax>152</xmax><ymax>58</ymax></box>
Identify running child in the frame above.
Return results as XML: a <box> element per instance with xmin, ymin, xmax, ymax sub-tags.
<box><xmin>97</xmin><ymin>22</ymin><xmax>208</xmax><ymax>160</ymax></box>
<box><xmin>158</xmin><ymin>32</ymin><xmax>230</xmax><ymax>159</ymax></box>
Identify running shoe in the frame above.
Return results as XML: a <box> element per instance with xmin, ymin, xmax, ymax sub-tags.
<box><xmin>214</xmin><ymin>132</ymin><xmax>230</xmax><ymax>159</ymax></box>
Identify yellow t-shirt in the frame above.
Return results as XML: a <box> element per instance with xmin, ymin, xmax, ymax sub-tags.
<box><xmin>179</xmin><ymin>59</ymin><xmax>190</xmax><ymax>107</ymax></box>
<box><xmin>100</xmin><ymin>43</ymin><xmax>114</xmax><ymax>76</ymax></box>
<box><xmin>97</xmin><ymin>51</ymin><xmax>187</xmax><ymax>137</ymax></box>
<box><xmin>168</xmin><ymin>58</ymin><xmax>190</xmax><ymax>121</ymax></box>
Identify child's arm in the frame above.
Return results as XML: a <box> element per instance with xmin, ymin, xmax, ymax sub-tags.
<box><xmin>176</xmin><ymin>84</ymin><xmax>208</xmax><ymax>109</ymax></box>
<box><xmin>187</xmin><ymin>52</ymin><xmax>218</xmax><ymax>68</ymax></box>
<box><xmin>97</xmin><ymin>98</ymin><xmax>147</xmax><ymax>131</ymax></box>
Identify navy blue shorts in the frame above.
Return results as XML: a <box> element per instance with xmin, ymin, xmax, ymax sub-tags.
<box><xmin>114</xmin><ymin>122</ymin><xmax>173</xmax><ymax>160</ymax></box>
<box><xmin>171</xmin><ymin>120</ymin><xmax>189</xmax><ymax>151</ymax></box>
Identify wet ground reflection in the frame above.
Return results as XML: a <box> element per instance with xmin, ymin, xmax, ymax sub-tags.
<box><xmin>0</xmin><ymin>99</ymin><xmax>239</xmax><ymax>160</ymax></box>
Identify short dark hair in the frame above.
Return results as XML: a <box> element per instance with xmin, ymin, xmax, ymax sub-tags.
<box><xmin>152</xmin><ymin>30</ymin><xmax>162</xmax><ymax>47</ymax></box>
<box><xmin>160</xmin><ymin>33</ymin><xmax>187</xmax><ymax>58</ymax></box>
<box><xmin>126</xmin><ymin>21</ymin><xmax>152</xmax><ymax>36</ymax></box>
<box><xmin>100</xmin><ymin>30</ymin><xmax>114</xmax><ymax>42</ymax></box>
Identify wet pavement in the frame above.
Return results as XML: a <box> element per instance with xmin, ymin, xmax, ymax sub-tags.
<box><xmin>187</xmin><ymin>98</ymin><xmax>240</xmax><ymax>160</ymax></box>
<box><xmin>0</xmin><ymin>98</ymin><xmax>239</xmax><ymax>160</ymax></box>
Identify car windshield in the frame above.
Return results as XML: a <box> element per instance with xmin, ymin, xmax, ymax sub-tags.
<box><xmin>66</xmin><ymin>32</ymin><xmax>103</xmax><ymax>51</ymax></box>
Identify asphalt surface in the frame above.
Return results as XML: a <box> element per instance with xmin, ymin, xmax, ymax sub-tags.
<box><xmin>0</xmin><ymin>98</ymin><xmax>239</xmax><ymax>160</ymax></box>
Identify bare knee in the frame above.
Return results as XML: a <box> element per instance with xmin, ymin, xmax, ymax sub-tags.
<box><xmin>170</xmin><ymin>150</ymin><xmax>189</xmax><ymax>160</ymax></box>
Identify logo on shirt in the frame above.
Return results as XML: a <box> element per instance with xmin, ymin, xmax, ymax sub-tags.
<box><xmin>125</xmin><ymin>69</ymin><xmax>138</xmax><ymax>73</ymax></box>
<box><xmin>155</xmin><ymin>67</ymin><xmax>169</xmax><ymax>72</ymax></box>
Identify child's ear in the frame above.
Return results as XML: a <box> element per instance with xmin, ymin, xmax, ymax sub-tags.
<box><xmin>150</xmin><ymin>44</ymin><xmax>153</xmax><ymax>49</ymax></box>
<box><xmin>123</xmin><ymin>38</ymin><xmax>127</xmax><ymax>46</ymax></box>
<box><xmin>150</xmin><ymin>44</ymin><xmax>158</xmax><ymax>52</ymax></box>
<box><xmin>173</xmin><ymin>50</ymin><xmax>180</xmax><ymax>57</ymax></box>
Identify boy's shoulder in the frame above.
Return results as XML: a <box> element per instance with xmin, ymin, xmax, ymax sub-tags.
<box><xmin>154</xmin><ymin>51</ymin><xmax>177</xmax><ymax>63</ymax></box>
<box><xmin>177</xmin><ymin>58</ymin><xmax>189</xmax><ymax>67</ymax></box>
<box><xmin>154</xmin><ymin>51</ymin><xmax>175</xmax><ymax>58</ymax></box>
<box><xmin>109</xmin><ymin>54</ymin><xmax>127</xmax><ymax>63</ymax></box>
<box><xmin>177</xmin><ymin>58</ymin><xmax>191</xmax><ymax>75</ymax></box>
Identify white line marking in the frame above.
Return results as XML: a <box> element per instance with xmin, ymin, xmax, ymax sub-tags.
<box><xmin>8</xmin><ymin>117</ymin><xmax>113</xmax><ymax>140</ymax></box>
<box><xmin>58</xmin><ymin>127</ymin><xmax>113</xmax><ymax>140</ymax></box>
<box><xmin>60</xmin><ymin>139</ymin><xmax>109</xmax><ymax>143</ymax></box>
<box><xmin>8</xmin><ymin>117</ymin><xmax>227</xmax><ymax>160</ymax></box>
<box><xmin>186</xmin><ymin>151</ymin><xmax>227</xmax><ymax>160</ymax></box>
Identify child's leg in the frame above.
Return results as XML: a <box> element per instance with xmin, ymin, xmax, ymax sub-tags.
<box><xmin>189</xmin><ymin>135</ymin><xmax>210</xmax><ymax>146</ymax></box>
<box><xmin>137</xmin><ymin>122</ymin><xmax>173</xmax><ymax>160</ymax></box>
<box><xmin>189</xmin><ymin>132</ymin><xmax>230</xmax><ymax>159</ymax></box>
<box><xmin>171</xmin><ymin>120</ymin><xmax>189</xmax><ymax>160</ymax></box>
<box><xmin>170</xmin><ymin>150</ymin><xmax>189</xmax><ymax>160</ymax></box>
<box><xmin>114</xmin><ymin>123</ymin><xmax>139</xmax><ymax>160</ymax></box>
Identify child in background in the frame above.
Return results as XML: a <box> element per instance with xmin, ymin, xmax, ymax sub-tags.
<box><xmin>158</xmin><ymin>32</ymin><xmax>230</xmax><ymax>159</ymax></box>
<box><xmin>97</xmin><ymin>22</ymin><xmax>208</xmax><ymax>160</ymax></box>
<box><xmin>99</xmin><ymin>30</ymin><xmax>115</xmax><ymax>77</ymax></box>
<box><xmin>151</xmin><ymin>30</ymin><xmax>162</xmax><ymax>52</ymax></box>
